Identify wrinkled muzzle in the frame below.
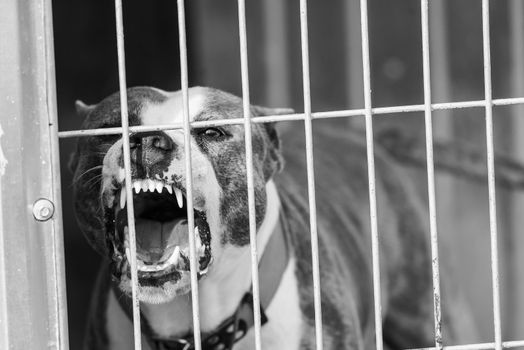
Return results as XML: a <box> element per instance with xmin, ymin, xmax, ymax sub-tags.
<box><xmin>100</xmin><ymin>132</ymin><xmax>213</xmax><ymax>287</ymax></box>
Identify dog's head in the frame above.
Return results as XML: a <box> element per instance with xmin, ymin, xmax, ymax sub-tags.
<box><xmin>70</xmin><ymin>86</ymin><xmax>292</xmax><ymax>303</ymax></box>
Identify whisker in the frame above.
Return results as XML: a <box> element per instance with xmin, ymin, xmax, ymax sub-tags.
<box><xmin>70</xmin><ymin>173</ymin><xmax>103</xmax><ymax>191</ymax></box>
<box><xmin>72</xmin><ymin>165</ymin><xmax>103</xmax><ymax>184</ymax></box>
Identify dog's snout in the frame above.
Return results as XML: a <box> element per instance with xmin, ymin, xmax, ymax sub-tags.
<box><xmin>130</xmin><ymin>131</ymin><xmax>174</xmax><ymax>151</ymax></box>
<box><xmin>129</xmin><ymin>131</ymin><xmax>175</xmax><ymax>170</ymax></box>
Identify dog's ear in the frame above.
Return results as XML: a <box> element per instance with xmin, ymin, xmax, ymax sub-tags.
<box><xmin>75</xmin><ymin>100</ymin><xmax>96</xmax><ymax>118</ymax></box>
<box><xmin>252</xmin><ymin>105</ymin><xmax>294</xmax><ymax>180</ymax></box>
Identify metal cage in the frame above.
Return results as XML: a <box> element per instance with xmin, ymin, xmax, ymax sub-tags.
<box><xmin>1</xmin><ymin>0</ymin><xmax>524</xmax><ymax>349</ymax></box>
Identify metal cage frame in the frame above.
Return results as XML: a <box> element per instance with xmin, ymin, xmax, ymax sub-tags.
<box><xmin>2</xmin><ymin>0</ymin><xmax>524</xmax><ymax>349</ymax></box>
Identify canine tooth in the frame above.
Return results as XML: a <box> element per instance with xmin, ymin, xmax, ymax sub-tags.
<box><xmin>148</xmin><ymin>179</ymin><xmax>155</xmax><ymax>192</ymax></box>
<box><xmin>133</xmin><ymin>182</ymin><xmax>141</xmax><ymax>194</ymax></box>
<box><xmin>167</xmin><ymin>246</ymin><xmax>180</xmax><ymax>266</ymax></box>
<box><xmin>137</xmin><ymin>260</ymin><xmax>160</xmax><ymax>272</ymax></box>
<box><xmin>174</xmin><ymin>188</ymin><xmax>183</xmax><ymax>208</ymax></box>
<box><xmin>120</xmin><ymin>187</ymin><xmax>126</xmax><ymax>208</ymax></box>
<box><xmin>199</xmin><ymin>266</ymin><xmax>209</xmax><ymax>275</ymax></box>
<box><xmin>155</xmin><ymin>182</ymin><xmax>163</xmax><ymax>193</ymax></box>
<box><xmin>198</xmin><ymin>257</ymin><xmax>213</xmax><ymax>274</ymax></box>
<box><xmin>166</xmin><ymin>185</ymin><xmax>173</xmax><ymax>194</ymax></box>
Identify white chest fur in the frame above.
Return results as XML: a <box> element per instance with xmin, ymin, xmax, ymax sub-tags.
<box><xmin>233</xmin><ymin>257</ymin><xmax>302</xmax><ymax>350</ymax></box>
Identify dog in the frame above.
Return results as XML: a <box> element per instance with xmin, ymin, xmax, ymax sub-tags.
<box><xmin>71</xmin><ymin>86</ymin><xmax>477</xmax><ymax>350</ymax></box>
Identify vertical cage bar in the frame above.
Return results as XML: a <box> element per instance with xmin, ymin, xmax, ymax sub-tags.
<box><xmin>176</xmin><ymin>0</ymin><xmax>203</xmax><ymax>348</ymax></box>
<box><xmin>298</xmin><ymin>1</ymin><xmax>324</xmax><ymax>349</ymax></box>
<box><xmin>481</xmin><ymin>1</ymin><xmax>503</xmax><ymax>349</ymax></box>
<box><xmin>359</xmin><ymin>0</ymin><xmax>384</xmax><ymax>349</ymax></box>
<box><xmin>114</xmin><ymin>1</ymin><xmax>143</xmax><ymax>349</ymax></box>
<box><xmin>420</xmin><ymin>1</ymin><xmax>443</xmax><ymax>348</ymax></box>
<box><xmin>45</xmin><ymin>0</ymin><xmax>70</xmax><ymax>346</ymax></box>
<box><xmin>237</xmin><ymin>0</ymin><xmax>263</xmax><ymax>348</ymax></box>
<box><xmin>509</xmin><ymin>0</ymin><xmax>524</xmax><ymax>337</ymax></box>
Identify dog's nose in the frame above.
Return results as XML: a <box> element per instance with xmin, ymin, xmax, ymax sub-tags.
<box><xmin>129</xmin><ymin>131</ymin><xmax>175</xmax><ymax>169</ymax></box>
<box><xmin>130</xmin><ymin>131</ymin><xmax>174</xmax><ymax>151</ymax></box>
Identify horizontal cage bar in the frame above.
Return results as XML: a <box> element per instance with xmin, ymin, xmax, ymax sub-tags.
<box><xmin>57</xmin><ymin>97</ymin><xmax>524</xmax><ymax>139</ymax></box>
<box><xmin>408</xmin><ymin>339</ymin><xmax>524</xmax><ymax>350</ymax></box>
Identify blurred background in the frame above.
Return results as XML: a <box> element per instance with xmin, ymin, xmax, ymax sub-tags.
<box><xmin>52</xmin><ymin>0</ymin><xmax>524</xmax><ymax>348</ymax></box>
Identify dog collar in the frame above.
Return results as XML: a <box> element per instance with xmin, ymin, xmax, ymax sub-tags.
<box><xmin>150</xmin><ymin>293</ymin><xmax>268</xmax><ymax>350</ymax></box>
<box><xmin>114</xmin><ymin>213</ymin><xmax>290</xmax><ymax>350</ymax></box>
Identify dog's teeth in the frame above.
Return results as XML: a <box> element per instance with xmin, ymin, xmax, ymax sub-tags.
<box><xmin>199</xmin><ymin>256</ymin><xmax>213</xmax><ymax>274</ymax></box>
<box><xmin>120</xmin><ymin>187</ymin><xmax>126</xmax><ymax>209</ymax></box>
<box><xmin>148</xmin><ymin>179</ymin><xmax>156</xmax><ymax>192</ymax></box>
<box><xmin>135</xmin><ymin>245</ymin><xmax>183</xmax><ymax>273</ymax></box>
<box><xmin>174</xmin><ymin>188</ymin><xmax>183</xmax><ymax>208</ymax></box>
<box><xmin>166</xmin><ymin>185</ymin><xmax>173</xmax><ymax>194</ymax></box>
<box><xmin>199</xmin><ymin>265</ymin><xmax>209</xmax><ymax>276</ymax></box>
<box><xmin>133</xmin><ymin>182</ymin><xmax>141</xmax><ymax>194</ymax></box>
<box><xmin>167</xmin><ymin>246</ymin><xmax>180</xmax><ymax>266</ymax></box>
<box><xmin>155</xmin><ymin>182</ymin><xmax>163</xmax><ymax>193</ymax></box>
<box><xmin>136</xmin><ymin>259</ymin><xmax>146</xmax><ymax>270</ymax></box>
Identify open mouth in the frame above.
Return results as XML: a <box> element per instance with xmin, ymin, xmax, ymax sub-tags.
<box><xmin>108</xmin><ymin>179</ymin><xmax>212</xmax><ymax>287</ymax></box>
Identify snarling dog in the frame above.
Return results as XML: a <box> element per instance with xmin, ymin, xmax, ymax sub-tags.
<box><xmin>71</xmin><ymin>87</ymin><xmax>476</xmax><ymax>350</ymax></box>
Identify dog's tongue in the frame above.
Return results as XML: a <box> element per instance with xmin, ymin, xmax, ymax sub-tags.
<box><xmin>134</xmin><ymin>218</ymin><xmax>188</xmax><ymax>263</ymax></box>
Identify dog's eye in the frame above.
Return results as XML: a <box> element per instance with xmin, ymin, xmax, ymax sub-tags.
<box><xmin>199</xmin><ymin>128</ymin><xmax>225</xmax><ymax>139</ymax></box>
